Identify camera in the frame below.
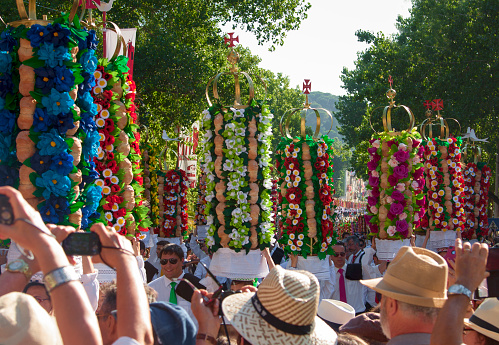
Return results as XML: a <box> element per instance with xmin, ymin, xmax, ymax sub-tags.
<box><xmin>62</xmin><ymin>232</ymin><xmax>101</xmax><ymax>256</ymax></box>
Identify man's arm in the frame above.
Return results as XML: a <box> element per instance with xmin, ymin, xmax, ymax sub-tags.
<box><xmin>430</xmin><ymin>238</ymin><xmax>489</xmax><ymax>345</ymax></box>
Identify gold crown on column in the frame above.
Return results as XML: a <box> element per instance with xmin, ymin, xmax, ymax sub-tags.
<box><xmin>279</xmin><ymin>79</ymin><xmax>332</xmax><ymax>142</ymax></box>
<box><xmin>369</xmin><ymin>76</ymin><xmax>415</xmax><ymax>134</ymax></box>
<box><xmin>9</xmin><ymin>0</ymin><xmax>80</xmax><ymax>27</ymax></box>
<box><xmin>420</xmin><ymin>98</ymin><xmax>460</xmax><ymax>140</ymax></box>
<box><xmin>205</xmin><ymin>33</ymin><xmax>266</xmax><ymax>109</ymax></box>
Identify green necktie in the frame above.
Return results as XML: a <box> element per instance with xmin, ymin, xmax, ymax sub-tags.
<box><xmin>169</xmin><ymin>282</ymin><xmax>177</xmax><ymax>304</ymax></box>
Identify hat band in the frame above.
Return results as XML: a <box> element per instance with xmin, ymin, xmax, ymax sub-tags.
<box><xmin>470</xmin><ymin>315</ymin><xmax>499</xmax><ymax>334</ymax></box>
<box><xmin>382</xmin><ymin>272</ymin><xmax>443</xmax><ymax>298</ymax></box>
<box><xmin>251</xmin><ymin>294</ymin><xmax>313</xmax><ymax>335</ymax></box>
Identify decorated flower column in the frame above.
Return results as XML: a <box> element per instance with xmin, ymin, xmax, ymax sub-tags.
<box><xmin>200</xmin><ymin>34</ymin><xmax>274</xmax><ymax>279</ymax></box>
<box><xmin>420</xmin><ymin>100</ymin><xmax>464</xmax><ymax>251</ymax></box>
<box><xmin>461</xmin><ymin>142</ymin><xmax>492</xmax><ymax>240</ymax></box>
<box><xmin>365</xmin><ymin>80</ymin><xmax>425</xmax><ymax>260</ymax></box>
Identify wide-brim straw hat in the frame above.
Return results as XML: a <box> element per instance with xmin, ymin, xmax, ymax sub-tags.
<box><xmin>317</xmin><ymin>299</ymin><xmax>355</xmax><ymax>332</ymax></box>
<box><xmin>222</xmin><ymin>266</ymin><xmax>338</xmax><ymax>345</ymax></box>
<box><xmin>361</xmin><ymin>246</ymin><xmax>448</xmax><ymax>308</ymax></box>
<box><xmin>465</xmin><ymin>298</ymin><xmax>499</xmax><ymax>342</ymax></box>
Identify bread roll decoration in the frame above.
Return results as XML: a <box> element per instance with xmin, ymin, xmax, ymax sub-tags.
<box><xmin>201</xmin><ymin>102</ymin><xmax>274</xmax><ymax>252</ymax></box>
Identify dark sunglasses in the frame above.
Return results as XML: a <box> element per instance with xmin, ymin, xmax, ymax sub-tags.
<box><xmin>332</xmin><ymin>252</ymin><xmax>346</xmax><ymax>257</ymax></box>
<box><xmin>160</xmin><ymin>258</ymin><xmax>179</xmax><ymax>265</ymax></box>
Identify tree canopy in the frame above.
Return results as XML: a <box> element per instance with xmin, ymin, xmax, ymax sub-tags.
<box><xmin>335</xmin><ymin>0</ymin><xmax>497</xmax><ymax>181</ymax></box>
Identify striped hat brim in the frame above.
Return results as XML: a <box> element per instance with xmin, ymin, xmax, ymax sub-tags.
<box><xmin>222</xmin><ymin>292</ymin><xmax>338</xmax><ymax>345</ymax></box>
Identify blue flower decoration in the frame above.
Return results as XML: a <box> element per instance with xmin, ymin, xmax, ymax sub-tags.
<box><xmin>87</xmin><ymin>30</ymin><xmax>98</xmax><ymax>50</ymax></box>
<box><xmin>26</xmin><ymin>25</ymin><xmax>49</xmax><ymax>48</ymax></box>
<box><xmin>34</xmin><ymin>67</ymin><xmax>56</xmax><ymax>94</ymax></box>
<box><xmin>49</xmin><ymin>151</ymin><xmax>74</xmax><ymax>175</ymax></box>
<box><xmin>54</xmin><ymin>111</ymin><xmax>75</xmax><ymax>134</ymax></box>
<box><xmin>45</xmin><ymin>23</ymin><xmax>71</xmax><ymax>47</ymax></box>
<box><xmin>37</xmin><ymin>43</ymin><xmax>70</xmax><ymax>68</ymax></box>
<box><xmin>78</xmin><ymin>72</ymin><xmax>96</xmax><ymax>95</ymax></box>
<box><xmin>39</xmin><ymin>202</ymin><xmax>59</xmax><ymax>223</ymax></box>
<box><xmin>0</xmin><ymin>109</ymin><xmax>15</xmax><ymax>133</ymax></box>
<box><xmin>54</xmin><ymin>66</ymin><xmax>75</xmax><ymax>92</ymax></box>
<box><xmin>0</xmin><ymin>165</ymin><xmax>18</xmax><ymax>187</ymax></box>
<box><xmin>0</xmin><ymin>52</ymin><xmax>12</xmax><ymax>74</ymax></box>
<box><xmin>35</xmin><ymin>170</ymin><xmax>71</xmax><ymax>199</ymax></box>
<box><xmin>80</xmin><ymin>51</ymin><xmax>98</xmax><ymax>73</ymax></box>
<box><xmin>82</xmin><ymin>129</ymin><xmax>100</xmax><ymax>160</ymax></box>
<box><xmin>41</xmin><ymin>88</ymin><xmax>74</xmax><ymax>116</ymax></box>
<box><xmin>0</xmin><ymin>133</ymin><xmax>12</xmax><ymax>163</ymax></box>
<box><xmin>48</xmin><ymin>196</ymin><xmax>70</xmax><ymax>217</ymax></box>
<box><xmin>0</xmin><ymin>98</ymin><xmax>5</xmax><ymax>111</ymax></box>
<box><xmin>33</xmin><ymin>108</ymin><xmax>55</xmax><ymax>133</ymax></box>
<box><xmin>85</xmin><ymin>184</ymin><xmax>102</xmax><ymax>213</ymax></box>
<box><xmin>30</xmin><ymin>151</ymin><xmax>53</xmax><ymax>174</ymax></box>
<box><xmin>0</xmin><ymin>30</ymin><xmax>16</xmax><ymax>51</ymax></box>
<box><xmin>37</xmin><ymin>129</ymin><xmax>68</xmax><ymax>156</ymax></box>
<box><xmin>0</xmin><ymin>73</ymin><xmax>13</xmax><ymax>98</ymax></box>
<box><xmin>80</xmin><ymin>113</ymin><xmax>97</xmax><ymax>132</ymax></box>
<box><xmin>77</xmin><ymin>92</ymin><xmax>96</xmax><ymax>113</ymax></box>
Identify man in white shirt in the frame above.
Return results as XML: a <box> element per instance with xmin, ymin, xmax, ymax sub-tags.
<box><xmin>148</xmin><ymin>243</ymin><xmax>197</xmax><ymax>328</ymax></box>
<box><xmin>331</xmin><ymin>242</ymin><xmax>367</xmax><ymax>314</ymax></box>
<box><xmin>145</xmin><ymin>240</ymin><xmax>169</xmax><ymax>282</ymax></box>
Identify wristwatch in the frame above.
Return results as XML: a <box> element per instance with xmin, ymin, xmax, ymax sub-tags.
<box><xmin>6</xmin><ymin>259</ymin><xmax>32</xmax><ymax>280</ymax></box>
<box><xmin>448</xmin><ymin>284</ymin><xmax>473</xmax><ymax>299</ymax></box>
<box><xmin>43</xmin><ymin>266</ymin><xmax>79</xmax><ymax>293</ymax></box>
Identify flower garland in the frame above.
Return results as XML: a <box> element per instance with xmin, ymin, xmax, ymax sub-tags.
<box><xmin>201</xmin><ymin>100</ymin><xmax>274</xmax><ymax>253</ymax></box>
<box><xmin>161</xmin><ymin>169</ymin><xmax>189</xmax><ymax>237</ymax></box>
<box><xmin>421</xmin><ymin>136</ymin><xmax>465</xmax><ymax>232</ymax></box>
<box><xmin>195</xmin><ymin>174</ymin><xmax>207</xmax><ymax>225</ymax></box>
<box><xmin>270</xmin><ymin>177</ymin><xmax>279</xmax><ymax>237</ymax></box>
<box><xmin>275</xmin><ymin>136</ymin><xmax>336</xmax><ymax>259</ymax></box>
<box><xmin>462</xmin><ymin>162</ymin><xmax>491</xmax><ymax>240</ymax></box>
<box><xmin>0</xmin><ymin>26</ymin><xmax>20</xmax><ymax>188</ymax></box>
<box><xmin>149</xmin><ymin>154</ymin><xmax>162</xmax><ymax>233</ymax></box>
<box><xmin>365</xmin><ymin>129</ymin><xmax>425</xmax><ymax>239</ymax></box>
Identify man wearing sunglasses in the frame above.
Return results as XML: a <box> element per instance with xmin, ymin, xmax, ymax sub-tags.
<box><xmin>148</xmin><ymin>243</ymin><xmax>198</xmax><ymax>327</ymax></box>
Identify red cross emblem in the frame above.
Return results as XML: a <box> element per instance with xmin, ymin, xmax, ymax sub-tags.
<box><xmin>432</xmin><ymin>99</ymin><xmax>443</xmax><ymax>111</ymax></box>
<box><xmin>388</xmin><ymin>75</ymin><xmax>393</xmax><ymax>88</ymax></box>
<box><xmin>224</xmin><ymin>33</ymin><xmax>239</xmax><ymax>48</ymax></box>
<box><xmin>303</xmin><ymin>79</ymin><xmax>311</xmax><ymax>94</ymax></box>
<box><xmin>423</xmin><ymin>100</ymin><xmax>432</xmax><ymax>109</ymax></box>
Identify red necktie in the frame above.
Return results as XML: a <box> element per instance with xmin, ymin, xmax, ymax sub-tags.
<box><xmin>338</xmin><ymin>268</ymin><xmax>347</xmax><ymax>303</ymax></box>
<box><xmin>351</xmin><ymin>253</ymin><xmax>357</xmax><ymax>263</ymax></box>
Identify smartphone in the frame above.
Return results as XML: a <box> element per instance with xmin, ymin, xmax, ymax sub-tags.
<box><xmin>0</xmin><ymin>194</ymin><xmax>13</xmax><ymax>225</ymax></box>
<box><xmin>444</xmin><ymin>246</ymin><xmax>456</xmax><ymax>263</ymax></box>
<box><xmin>62</xmin><ymin>232</ymin><xmax>101</xmax><ymax>256</ymax></box>
<box><xmin>475</xmin><ymin>247</ymin><xmax>499</xmax><ymax>299</ymax></box>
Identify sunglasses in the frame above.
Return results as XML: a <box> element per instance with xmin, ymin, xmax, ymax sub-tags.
<box><xmin>160</xmin><ymin>258</ymin><xmax>179</xmax><ymax>265</ymax></box>
<box><xmin>332</xmin><ymin>252</ymin><xmax>346</xmax><ymax>257</ymax></box>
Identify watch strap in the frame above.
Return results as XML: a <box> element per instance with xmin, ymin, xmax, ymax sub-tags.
<box><xmin>448</xmin><ymin>284</ymin><xmax>472</xmax><ymax>299</ymax></box>
<box><xmin>43</xmin><ymin>266</ymin><xmax>79</xmax><ymax>293</ymax></box>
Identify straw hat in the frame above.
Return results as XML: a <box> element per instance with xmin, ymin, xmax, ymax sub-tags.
<box><xmin>317</xmin><ymin>299</ymin><xmax>355</xmax><ymax>332</ymax></box>
<box><xmin>361</xmin><ymin>246</ymin><xmax>448</xmax><ymax>308</ymax></box>
<box><xmin>0</xmin><ymin>292</ymin><xmax>62</xmax><ymax>345</ymax></box>
<box><xmin>222</xmin><ymin>266</ymin><xmax>338</xmax><ymax>345</ymax></box>
<box><xmin>465</xmin><ymin>298</ymin><xmax>499</xmax><ymax>342</ymax></box>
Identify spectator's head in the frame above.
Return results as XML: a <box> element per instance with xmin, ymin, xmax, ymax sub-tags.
<box><xmin>359</xmin><ymin>239</ymin><xmax>365</xmax><ymax>249</ymax></box>
<box><xmin>156</xmin><ymin>240</ymin><xmax>170</xmax><ymax>259</ymax></box>
<box><xmin>139</xmin><ymin>240</ymin><xmax>146</xmax><ymax>257</ymax></box>
<box><xmin>98</xmin><ymin>282</ymin><xmax>157</xmax><ymax>345</ymax></box>
<box><xmin>464</xmin><ymin>298</ymin><xmax>499</xmax><ymax>345</ymax></box>
<box><xmin>346</xmin><ymin>236</ymin><xmax>361</xmax><ymax>255</ymax></box>
<box><xmin>361</xmin><ymin>246</ymin><xmax>447</xmax><ymax>339</ymax></box>
<box><xmin>23</xmin><ymin>281</ymin><xmax>52</xmax><ymax>315</ymax></box>
<box><xmin>160</xmin><ymin>244</ymin><xmax>184</xmax><ymax>280</ymax></box>
<box><xmin>332</xmin><ymin>242</ymin><xmax>347</xmax><ymax>268</ymax></box>
<box><xmin>149</xmin><ymin>302</ymin><xmax>197</xmax><ymax>345</ymax></box>
<box><xmin>317</xmin><ymin>299</ymin><xmax>355</xmax><ymax>332</ymax></box>
<box><xmin>0</xmin><ymin>292</ymin><xmax>62</xmax><ymax>344</ymax></box>
<box><xmin>221</xmin><ymin>266</ymin><xmax>337</xmax><ymax>345</ymax></box>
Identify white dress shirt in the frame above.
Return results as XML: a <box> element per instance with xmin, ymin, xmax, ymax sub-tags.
<box><xmin>148</xmin><ymin>272</ymin><xmax>198</xmax><ymax>329</ymax></box>
<box><xmin>332</xmin><ymin>264</ymin><xmax>367</xmax><ymax>313</ymax></box>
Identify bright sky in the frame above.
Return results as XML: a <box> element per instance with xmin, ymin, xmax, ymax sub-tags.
<box><xmin>223</xmin><ymin>0</ymin><xmax>412</xmax><ymax>96</ymax></box>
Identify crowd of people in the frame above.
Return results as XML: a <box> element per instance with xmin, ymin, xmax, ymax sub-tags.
<box><xmin>0</xmin><ymin>186</ymin><xmax>498</xmax><ymax>345</ymax></box>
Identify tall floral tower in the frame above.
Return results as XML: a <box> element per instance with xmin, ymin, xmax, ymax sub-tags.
<box><xmin>200</xmin><ymin>33</ymin><xmax>274</xmax><ymax>279</ymax></box>
<box><xmin>275</xmin><ymin>79</ymin><xmax>336</xmax><ymax>281</ymax></box>
<box><xmin>0</xmin><ymin>1</ymin><xmax>102</xmax><ymax>230</ymax></box>
<box><xmin>365</xmin><ymin>78</ymin><xmax>425</xmax><ymax>260</ymax></box>
<box><xmin>419</xmin><ymin>99</ymin><xmax>464</xmax><ymax>251</ymax></box>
